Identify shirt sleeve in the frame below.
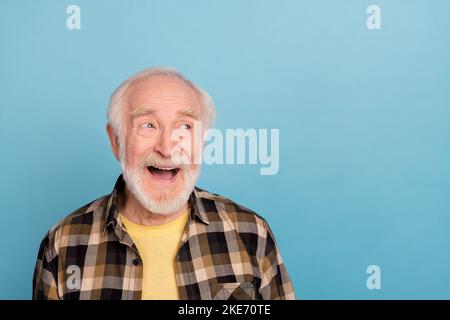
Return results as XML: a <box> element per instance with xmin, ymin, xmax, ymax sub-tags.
<box><xmin>32</xmin><ymin>233</ymin><xmax>60</xmax><ymax>300</ymax></box>
<box><xmin>258</xmin><ymin>222</ymin><xmax>296</xmax><ymax>300</ymax></box>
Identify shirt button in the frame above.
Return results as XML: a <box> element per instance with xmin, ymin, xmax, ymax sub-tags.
<box><xmin>132</xmin><ymin>258</ymin><xmax>141</xmax><ymax>266</ymax></box>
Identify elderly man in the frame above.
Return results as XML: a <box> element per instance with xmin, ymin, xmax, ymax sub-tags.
<box><xmin>33</xmin><ymin>67</ymin><xmax>295</xmax><ymax>300</ymax></box>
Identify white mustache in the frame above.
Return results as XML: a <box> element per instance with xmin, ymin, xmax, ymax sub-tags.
<box><xmin>139</xmin><ymin>152</ymin><xmax>189</xmax><ymax>171</ymax></box>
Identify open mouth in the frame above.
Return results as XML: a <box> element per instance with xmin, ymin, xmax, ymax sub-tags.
<box><xmin>146</xmin><ymin>165</ymin><xmax>180</xmax><ymax>182</ymax></box>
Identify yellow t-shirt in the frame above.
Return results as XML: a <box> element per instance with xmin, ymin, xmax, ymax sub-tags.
<box><xmin>120</xmin><ymin>209</ymin><xmax>189</xmax><ymax>300</ymax></box>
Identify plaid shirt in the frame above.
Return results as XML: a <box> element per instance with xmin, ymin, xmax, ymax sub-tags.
<box><xmin>33</xmin><ymin>175</ymin><xmax>295</xmax><ymax>300</ymax></box>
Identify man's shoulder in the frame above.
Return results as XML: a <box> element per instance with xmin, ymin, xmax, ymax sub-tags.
<box><xmin>194</xmin><ymin>187</ymin><xmax>270</xmax><ymax>235</ymax></box>
<box><xmin>41</xmin><ymin>195</ymin><xmax>110</xmax><ymax>250</ymax></box>
<box><xmin>55</xmin><ymin>195</ymin><xmax>109</xmax><ymax>228</ymax></box>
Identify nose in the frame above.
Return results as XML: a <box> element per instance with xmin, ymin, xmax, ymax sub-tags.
<box><xmin>153</xmin><ymin>128</ymin><xmax>176</xmax><ymax>159</ymax></box>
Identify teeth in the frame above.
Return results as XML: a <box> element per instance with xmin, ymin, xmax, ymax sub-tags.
<box><xmin>154</xmin><ymin>166</ymin><xmax>176</xmax><ymax>170</ymax></box>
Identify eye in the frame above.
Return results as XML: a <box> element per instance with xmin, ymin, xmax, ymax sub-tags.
<box><xmin>179</xmin><ymin>123</ymin><xmax>191</xmax><ymax>130</ymax></box>
<box><xmin>141</xmin><ymin>122</ymin><xmax>155</xmax><ymax>129</ymax></box>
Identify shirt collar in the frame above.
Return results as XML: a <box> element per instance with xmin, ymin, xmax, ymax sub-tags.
<box><xmin>104</xmin><ymin>175</ymin><xmax>210</xmax><ymax>233</ymax></box>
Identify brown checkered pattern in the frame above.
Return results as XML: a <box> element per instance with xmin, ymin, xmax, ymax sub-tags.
<box><xmin>33</xmin><ymin>175</ymin><xmax>296</xmax><ymax>300</ymax></box>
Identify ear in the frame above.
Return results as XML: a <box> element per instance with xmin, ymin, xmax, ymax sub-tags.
<box><xmin>106</xmin><ymin>123</ymin><xmax>121</xmax><ymax>162</ymax></box>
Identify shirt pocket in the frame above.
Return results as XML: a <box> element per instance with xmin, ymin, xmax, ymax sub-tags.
<box><xmin>210</xmin><ymin>281</ymin><xmax>255</xmax><ymax>300</ymax></box>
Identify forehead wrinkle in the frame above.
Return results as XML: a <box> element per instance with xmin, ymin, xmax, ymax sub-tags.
<box><xmin>178</xmin><ymin>109</ymin><xmax>201</xmax><ymax>120</ymax></box>
<box><xmin>124</xmin><ymin>78</ymin><xmax>203</xmax><ymax>121</ymax></box>
<box><xmin>130</xmin><ymin>107</ymin><xmax>157</xmax><ymax>118</ymax></box>
<box><xmin>129</xmin><ymin>92</ymin><xmax>196</xmax><ymax>110</ymax></box>
<box><xmin>130</xmin><ymin>105</ymin><xmax>200</xmax><ymax>121</ymax></box>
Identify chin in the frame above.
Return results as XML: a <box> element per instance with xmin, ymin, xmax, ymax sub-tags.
<box><xmin>123</xmin><ymin>165</ymin><xmax>200</xmax><ymax>216</ymax></box>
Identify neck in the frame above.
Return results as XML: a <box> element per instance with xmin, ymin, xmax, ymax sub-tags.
<box><xmin>118</xmin><ymin>187</ymin><xmax>188</xmax><ymax>226</ymax></box>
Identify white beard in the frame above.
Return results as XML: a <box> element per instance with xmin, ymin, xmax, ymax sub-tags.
<box><xmin>120</xmin><ymin>155</ymin><xmax>200</xmax><ymax>216</ymax></box>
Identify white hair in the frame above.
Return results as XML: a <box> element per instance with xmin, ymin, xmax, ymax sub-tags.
<box><xmin>107</xmin><ymin>67</ymin><xmax>216</xmax><ymax>146</ymax></box>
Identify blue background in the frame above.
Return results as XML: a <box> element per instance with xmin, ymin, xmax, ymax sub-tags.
<box><xmin>1</xmin><ymin>0</ymin><xmax>449</xmax><ymax>299</ymax></box>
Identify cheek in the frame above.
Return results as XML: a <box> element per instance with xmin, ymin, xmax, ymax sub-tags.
<box><xmin>188</xmin><ymin>164</ymin><xmax>199</xmax><ymax>174</ymax></box>
<box><xmin>125</xmin><ymin>138</ymin><xmax>154</xmax><ymax>167</ymax></box>
<box><xmin>185</xmin><ymin>135</ymin><xmax>203</xmax><ymax>162</ymax></box>
<box><xmin>174</xmin><ymin>136</ymin><xmax>194</xmax><ymax>161</ymax></box>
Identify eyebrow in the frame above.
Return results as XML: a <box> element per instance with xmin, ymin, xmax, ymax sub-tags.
<box><xmin>130</xmin><ymin>107</ymin><xmax>201</xmax><ymax>120</ymax></box>
<box><xmin>130</xmin><ymin>107</ymin><xmax>157</xmax><ymax>119</ymax></box>
<box><xmin>178</xmin><ymin>109</ymin><xmax>201</xmax><ymax>119</ymax></box>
